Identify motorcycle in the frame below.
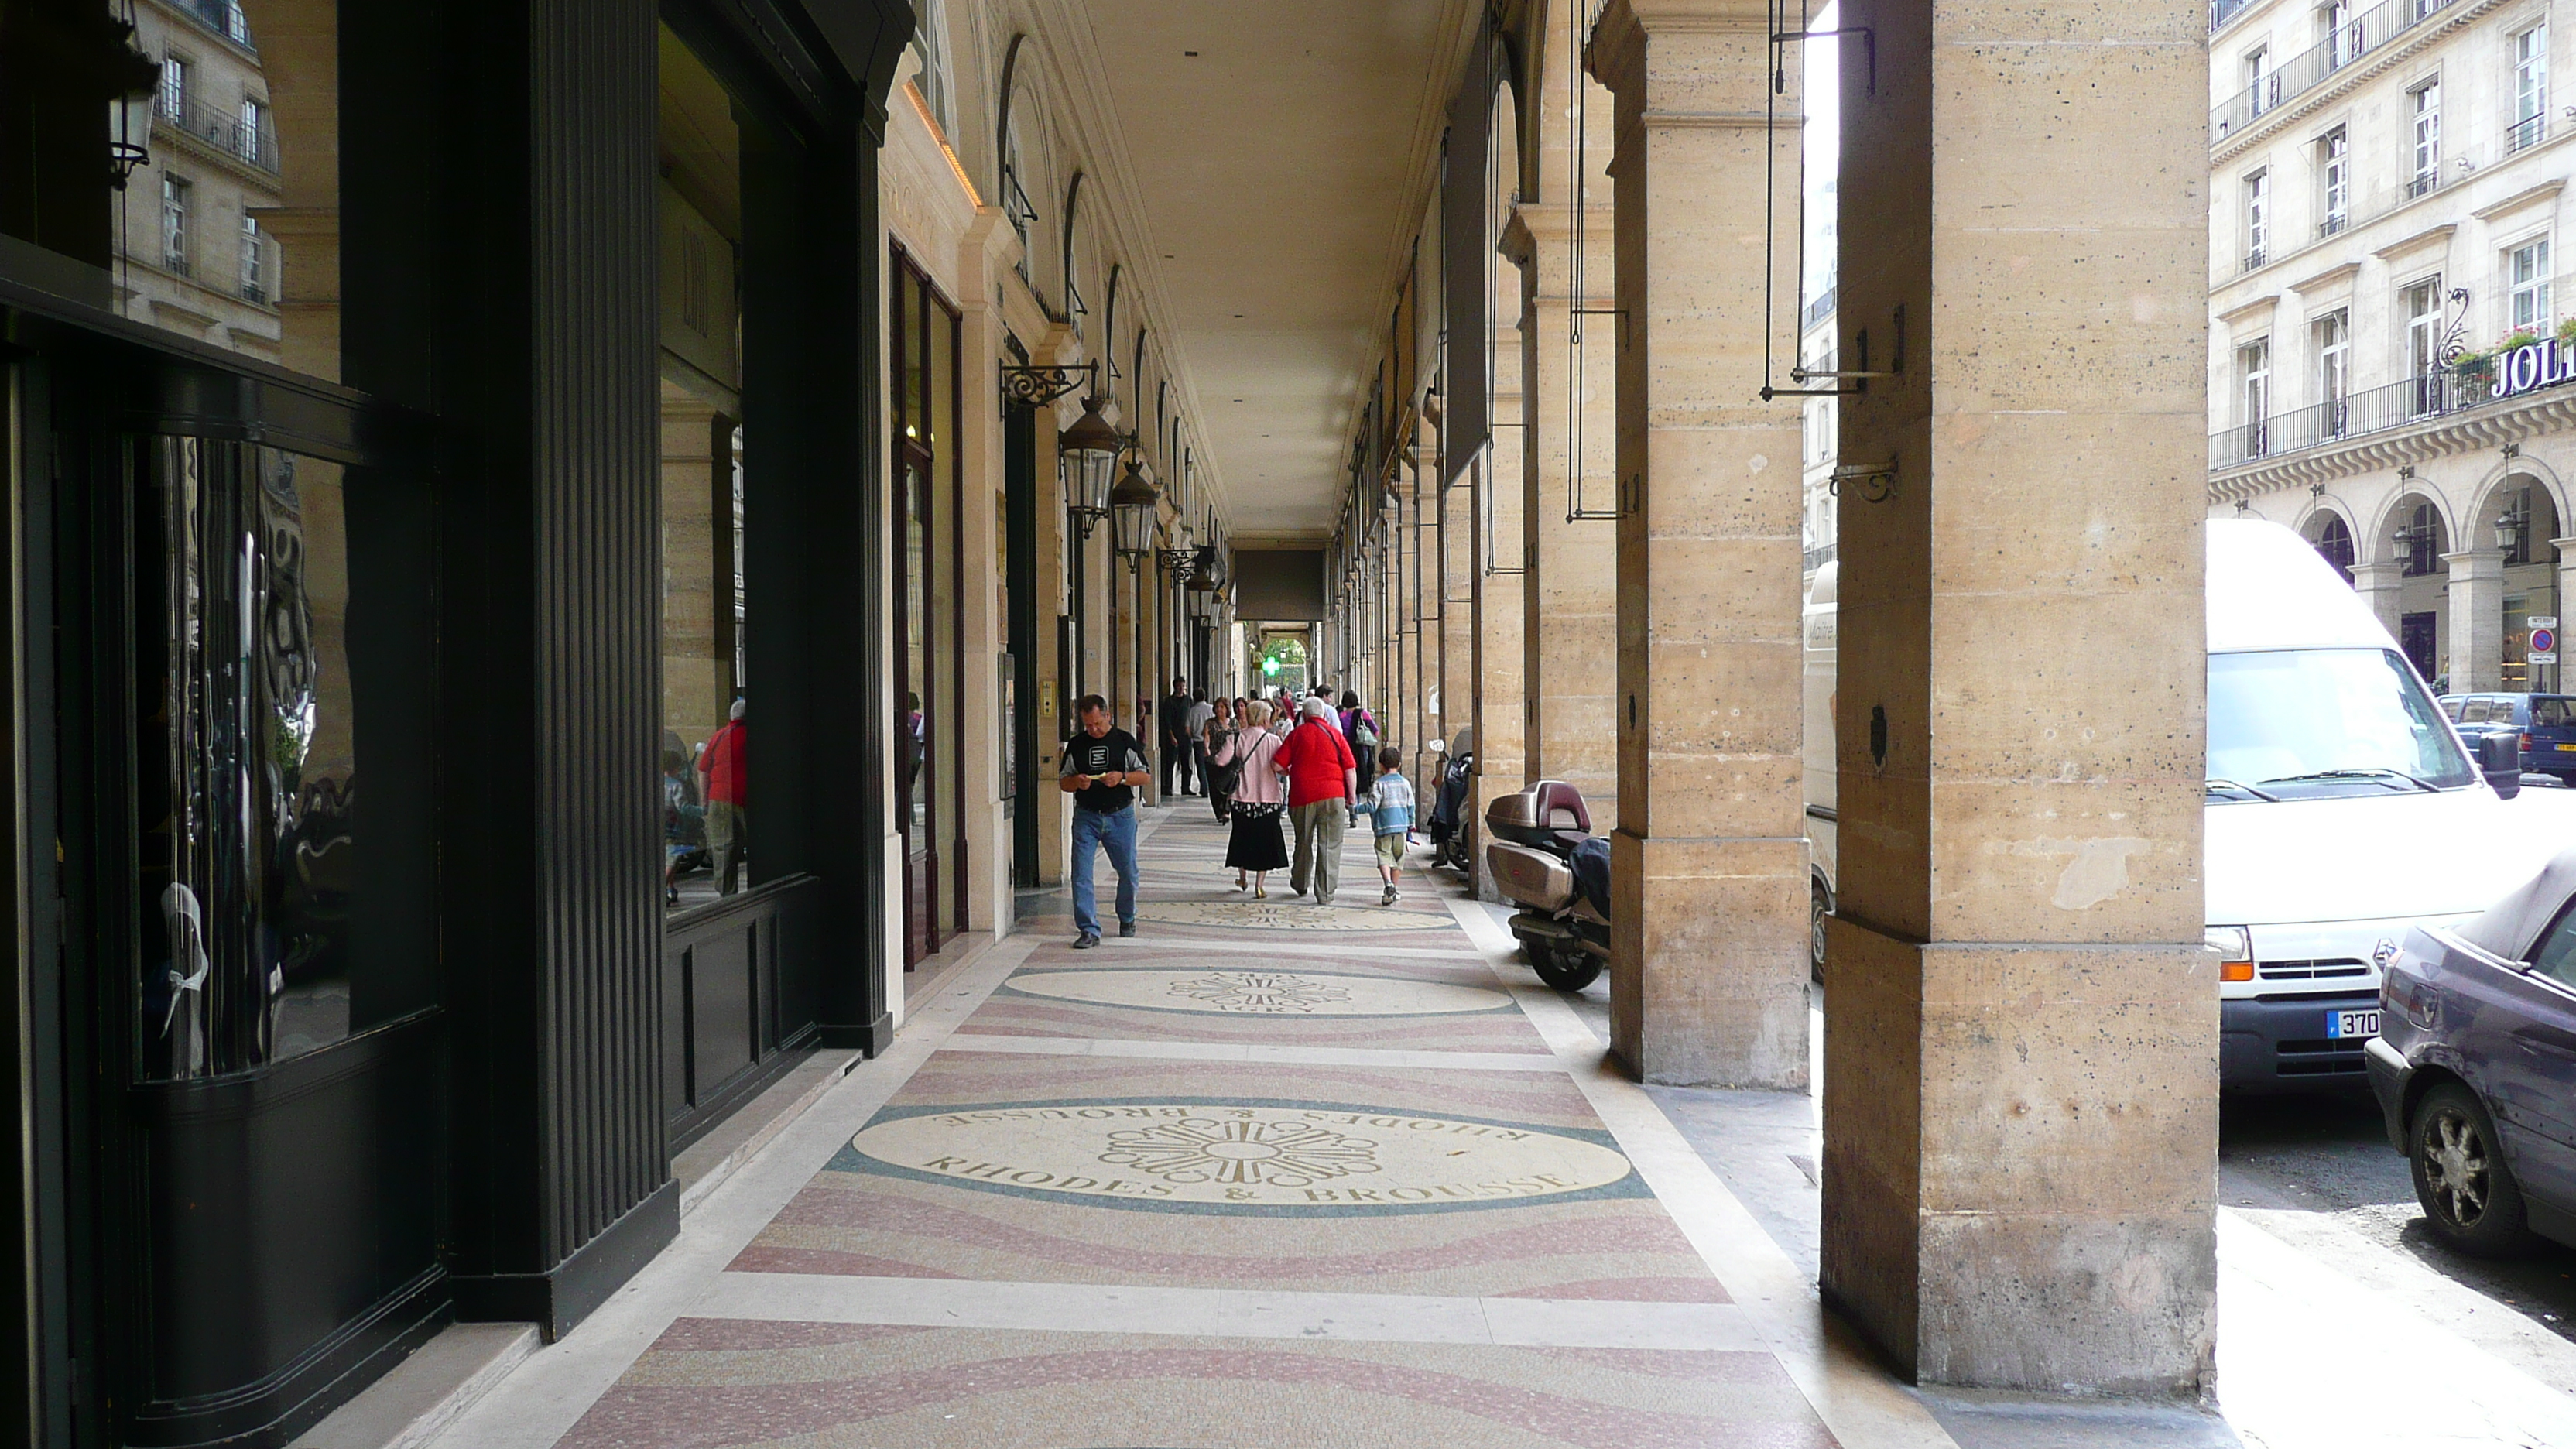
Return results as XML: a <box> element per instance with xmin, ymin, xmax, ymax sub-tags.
<box><xmin>1427</xmin><ymin>729</ymin><xmax>1477</xmax><ymax>871</ymax></box>
<box><xmin>1483</xmin><ymin>779</ymin><xmax>1610</xmax><ymax>992</ymax></box>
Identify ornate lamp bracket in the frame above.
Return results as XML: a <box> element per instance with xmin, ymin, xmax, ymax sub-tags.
<box><xmin>1001</xmin><ymin>361</ymin><xmax>1098</xmax><ymax>408</ymax></box>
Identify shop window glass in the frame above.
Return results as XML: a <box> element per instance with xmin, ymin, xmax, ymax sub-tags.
<box><xmin>132</xmin><ymin>440</ymin><xmax>420</xmax><ymax>1074</ymax></box>
<box><xmin>659</xmin><ymin>26</ymin><xmax>753</xmax><ymax>914</ymax></box>
<box><xmin>892</xmin><ymin>248</ymin><xmax>962</xmax><ymax>961</ymax></box>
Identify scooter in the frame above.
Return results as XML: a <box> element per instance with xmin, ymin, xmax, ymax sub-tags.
<box><xmin>1427</xmin><ymin>729</ymin><xmax>1477</xmax><ymax>871</ymax></box>
<box><xmin>1483</xmin><ymin>779</ymin><xmax>1609</xmax><ymax>992</ymax></box>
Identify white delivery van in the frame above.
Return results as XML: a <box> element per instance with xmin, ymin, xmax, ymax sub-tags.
<box><xmin>1804</xmin><ymin>519</ymin><xmax>2576</xmax><ymax>1091</ymax></box>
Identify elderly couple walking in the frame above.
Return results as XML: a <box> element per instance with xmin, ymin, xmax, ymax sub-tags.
<box><xmin>1209</xmin><ymin>695</ymin><xmax>1359</xmax><ymax>902</ymax></box>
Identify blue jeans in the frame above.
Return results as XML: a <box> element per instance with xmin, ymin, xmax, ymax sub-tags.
<box><xmin>1070</xmin><ymin>805</ymin><xmax>1138</xmax><ymax>937</ymax></box>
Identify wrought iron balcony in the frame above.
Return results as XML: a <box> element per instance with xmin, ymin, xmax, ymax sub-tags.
<box><xmin>156</xmin><ymin>91</ymin><xmax>279</xmax><ymax>175</ymax></box>
<box><xmin>2210</xmin><ymin>365</ymin><xmax>2502</xmax><ymax>471</ymax></box>
<box><xmin>2211</xmin><ymin>0</ymin><xmax>2457</xmax><ymax>148</ymax></box>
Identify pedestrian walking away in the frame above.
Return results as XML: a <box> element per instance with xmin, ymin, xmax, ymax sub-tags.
<box><xmin>1210</xmin><ymin>701</ymin><xmax>1290</xmax><ymax>894</ymax></box>
<box><xmin>697</xmin><ymin>698</ymin><xmax>749</xmax><ymax>895</ymax></box>
<box><xmin>1059</xmin><ymin>694</ymin><xmax>1149</xmax><ymax>947</ymax></box>
<box><xmin>1352</xmin><ymin>746</ymin><xmax>1415</xmax><ymax>906</ymax></box>
<box><xmin>1160</xmin><ymin>678</ymin><xmax>1198</xmax><ymax>797</ymax></box>
<box><xmin>1339</xmin><ymin>690</ymin><xmax>1379</xmax><ymax>827</ymax></box>
<box><xmin>1277</xmin><ymin>694</ymin><xmax>1359</xmax><ymax>905</ymax></box>
<box><xmin>1184</xmin><ymin>690</ymin><xmax>1215</xmax><ymax>803</ymax></box>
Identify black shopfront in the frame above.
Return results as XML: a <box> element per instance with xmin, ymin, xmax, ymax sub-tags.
<box><xmin>0</xmin><ymin>0</ymin><xmax>908</xmax><ymax>1444</ymax></box>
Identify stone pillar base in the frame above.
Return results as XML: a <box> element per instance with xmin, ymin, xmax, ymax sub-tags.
<box><xmin>1819</xmin><ymin>916</ymin><xmax>2217</xmax><ymax>1394</ymax></box>
<box><xmin>1607</xmin><ymin>831</ymin><xmax>1808</xmax><ymax>1088</ymax></box>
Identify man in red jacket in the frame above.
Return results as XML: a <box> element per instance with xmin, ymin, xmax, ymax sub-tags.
<box><xmin>697</xmin><ymin>699</ymin><xmax>748</xmax><ymax>895</ymax></box>
<box><xmin>1276</xmin><ymin>695</ymin><xmax>1359</xmax><ymax>904</ymax></box>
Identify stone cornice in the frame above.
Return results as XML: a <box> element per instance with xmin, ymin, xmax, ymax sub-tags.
<box><xmin>2472</xmin><ymin>179</ymin><xmax>2565</xmax><ymax>224</ymax></box>
<box><xmin>2218</xmin><ymin>293</ymin><xmax>2282</xmax><ymax>327</ymax></box>
<box><xmin>2211</xmin><ymin>0</ymin><xmax>2510</xmax><ymax>166</ymax></box>
<box><xmin>2208</xmin><ymin>385</ymin><xmax>2576</xmax><ymax>502</ymax></box>
<box><xmin>2373</xmin><ymin>223</ymin><xmax>2456</xmax><ymax>264</ymax></box>
<box><xmin>2288</xmin><ymin>260</ymin><xmax>2362</xmax><ymax>294</ymax></box>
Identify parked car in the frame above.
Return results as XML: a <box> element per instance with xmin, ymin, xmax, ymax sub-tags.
<box><xmin>2370</xmin><ymin>851</ymin><xmax>2576</xmax><ymax>1255</ymax></box>
<box><xmin>2437</xmin><ymin>693</ymin><xmax>2576</xmax><ymax>781</ymax></box>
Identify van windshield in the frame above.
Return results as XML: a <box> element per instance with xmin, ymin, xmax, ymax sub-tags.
<box><xmin>2208</xmin><ymin>648</ymin><xmax>2475</xmax><ymax>796</ymax></box>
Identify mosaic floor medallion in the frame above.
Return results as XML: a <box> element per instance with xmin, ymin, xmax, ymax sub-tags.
<box><xmin>1004</xmin><ymin>968</ymin><xmax>1512</xmax><ymax>1016</ymax></box>
<box><xmin>842</xmin><ymin>1101</ymin><xmax>1636</xmax><ymax>1211</ymax></box>
<box><xmin>1134</xmin><ymin>899</ymin><xmax>1453</xmax><ymax>930</ymax></box>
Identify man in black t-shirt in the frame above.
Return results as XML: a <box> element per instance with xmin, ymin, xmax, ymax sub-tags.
<box><xmin>1159</xmin><ymin>678</ymin><xmax>1197</xmax><ymax>796</ymax></box>
<box><xmin>1058</xmin><ymin>694</ymin><xmax>1149</xmax><ymax>948</ymax></box>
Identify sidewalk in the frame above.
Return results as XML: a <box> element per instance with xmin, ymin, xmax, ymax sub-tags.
<box><xmin>419</xmin><ymin>802</ymin><xmax>1955</xmax><ymax>1449</ymax></box>
<box><xmin>412</xmin><ymin>800</ymin><xmax>2576</xmax><ymax>1448</ymax></box>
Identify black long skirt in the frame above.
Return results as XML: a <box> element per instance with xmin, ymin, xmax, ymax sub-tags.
<box><xmin>1225</xmin><ymin>802</ymin><xmax>1290</xmax><ymax>871</ymax></box>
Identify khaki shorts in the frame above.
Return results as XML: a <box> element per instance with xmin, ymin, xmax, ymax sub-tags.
<box><xmin>1375</xmin><ymin>832</ymin><xmax>1406</xmax><ymax>868</ymax></box>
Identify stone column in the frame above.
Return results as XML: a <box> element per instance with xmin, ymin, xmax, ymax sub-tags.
<box><xmin>2446</xmin><ymin>550</ymin><xmax>2506</xmax><ymax>692</ymax></box>
<box><xmin>1819</xmin><ymin>0</ymin><xmax>2215</xmax><ymax>1393</ymax></box>
<box><xmin>1473</xmin><ymin>322</ymin><xmax>1530</xmax><ymax>887</ymax></box>
<box><xmin>1509</xmin><ymin>200</ymin><xmax>1620</xmax><ymax>829</ymax></box>
<box><xmin>2349</xmin><ymin>559</ymin><xmax>2406</xmax><ymax>644</ymax></box>
<box><xmin>1588</xmin><ymin>0</ymin><xmax>1808</xmax><ymax>1087</ymax></box>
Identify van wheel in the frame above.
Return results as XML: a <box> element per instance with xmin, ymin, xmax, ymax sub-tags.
<box><xmin>1810</xmin><ymin>881</ymin><xmax>1833</xmax><ymax>985</ymax></box>
<box><xmin>2410</xmin><ymin>1083</ymin><xmax>2536</xmax><ymax>1258</ymax></box>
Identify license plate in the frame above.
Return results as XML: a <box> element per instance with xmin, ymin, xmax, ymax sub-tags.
<box><xmin>2555</xmin><ymin>743</ymin><xmax>2576</xmax><ymax>752</ymax></box>
<box><xmin>2326</xmin><ymin>1009</ymin><xmax>2380</xmax><ymax>1040</ymax></box>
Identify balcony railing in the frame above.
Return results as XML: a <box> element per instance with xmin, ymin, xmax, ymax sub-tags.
<box><xmin>2508</xmin><ymin>111</ymin><xmax>2550</xmax><ymax>155</ymax></box>
<box><xmin>1801</xmin><ymin>286</ymin><xmax>1836</xmax><ymax>331</ymax></box>
<box><xmin>156</xmin><ymin>91</ymin><xmax>278</xmax><ymax>174</ymax></box>
<box><xmin>2211</xmin><ymin>363</ymin><xmax>2508</xmax><ymax>471</ymax></box>
<box><xmin>2210</xmin><ymin>0</ymin><xmax>2256</xmax><ymax>31</ymax></box>
<box><xmin>2211</xmin><ymin>0</ymin><xmax>2458</xmax><ymax>147</ymax></box>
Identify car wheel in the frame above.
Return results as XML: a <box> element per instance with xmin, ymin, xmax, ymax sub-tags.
<box><xmin>1810</xmin><ymin>881</ymin><xmax>1832</xmax><ymax>985</ymax></box>
<box><xmin>2409</xmin><ymin>1082</ymin><xmax>2537</xmax><ymax>1258</ymax></box>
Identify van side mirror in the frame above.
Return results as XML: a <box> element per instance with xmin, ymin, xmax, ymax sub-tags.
<box><xmin>2481</xmin><ymin>731</ymin><xmax>2523</xmax><ymax>799</ymax></box>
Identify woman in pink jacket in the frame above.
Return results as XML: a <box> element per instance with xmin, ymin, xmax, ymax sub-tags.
<box><xmin>1210</xmin><ymin>700</ymin><xmax>1290</xmax><ymax>895</ymax></box>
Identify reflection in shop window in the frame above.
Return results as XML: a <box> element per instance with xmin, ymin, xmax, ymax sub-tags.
<box><xmin>661</xmin><ymin>24</ymin><xmax>754</xmax><ymax>913</ymax></box>
<box><xmin>135</xmin><ymin>440</ymin><xmax>382</xmax><ymax>1075</ymax></box>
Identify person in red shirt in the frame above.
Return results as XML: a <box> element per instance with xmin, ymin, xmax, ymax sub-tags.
<box><xmin>1276</xmin><ymin>695</ymin><xmax>1359</xmax><ymax>904</ymax></box>
<box><xmin>697</xmin><ymin>699</ymin><xmax>748</xmax><ymax>895</ymax></box>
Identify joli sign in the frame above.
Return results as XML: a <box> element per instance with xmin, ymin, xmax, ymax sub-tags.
<box><xmin>2489</xmin><ymin>337</ymin><xmax>2576</xmax><ymax>399</ymax></box>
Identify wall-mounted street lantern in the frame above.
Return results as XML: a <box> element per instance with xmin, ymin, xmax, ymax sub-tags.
<box><xmin>1058</xmin><ymin>396</ymin><xmax>1122</xmax><ymax>540</ymax></box>
<box><xmin>1108</xmin><ymin>452</ymin><xmax>1161</xmax><ymax>567</ymax></box>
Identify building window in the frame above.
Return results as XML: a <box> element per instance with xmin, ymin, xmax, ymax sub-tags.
<box><xmin>2318</xmin><ymin>127</ymin><xmax>2349</xmax><ymax>237</ymax></box>
<box><xmin>161</xmin><ymin>175</ymin><xmax>191</xmax><ymax>276</ymax></box>
<box><xmin>2312</xmin><ymin>514</ymin><xmax>2355</xmax><ymax>581</ymax></box>
<box><xmin>2239</xmin><ymin>337</ymin><xmax>2271</xmax><ymax>454</ymax></box>
<box><xmin>2511</xmin><ymin>238</ymin><xmax>2552</xmax><ymax>332</ymax></box>
<box><xmin>226</xmin><ymin>0</ymin><xmax>250</xmax><ymax>43</ymax></box>
<box><xmin>2246</xmin><ymin>46</ymin><xmax>2274</xmax><ymax>116</ymax></box>
<box><xmin>907</xmin><ymin>0</ymin><xmax>951</xmax><ymax>130</ymax></box>
<box><xmin>160</xmin><ymin>54</ymin><xmax>189</xmax><ymax>118</ymax></box>
<box><xmin>237</xmin><ymin>96</ymin><xmax>265</xmax><ymax>166</ymax></box>
<box><xmin>2405</xmin><ymin>277</ymin><xmax>2444</xmax><ymax>374</ymax></box>
<box><xmin>2324</xmin><ymin>0</ymin><xmax>2360</xmax><ymax>68</ymax></box>
<box><xmin>2314</xmin><ymin>309</ymin><xmax>2350</xmax><ymax>434</ymax></box>
<box><xmin>239</xmin><ymin>214</ymin><xmax>264</xmax><ymax>302</ymax></box>
<box><xmin>2513</xmin><ymin>24</ymin><xmax>2550</xmax><ymax>152</ymax></box>
<box><xmin>1000</xmin><ymin>121</ymin><xmax>1036</xmax><ymax>283</ymax></box>
<box><xmin>2243</xmin><ymin>169</ymin><xmax>2269</xmax><ymax>271</ymax></box>
<box><xmin>2408</xmin><ymin>79</ymin><xmax>2442</xmax><ymax>198</ymax></box>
